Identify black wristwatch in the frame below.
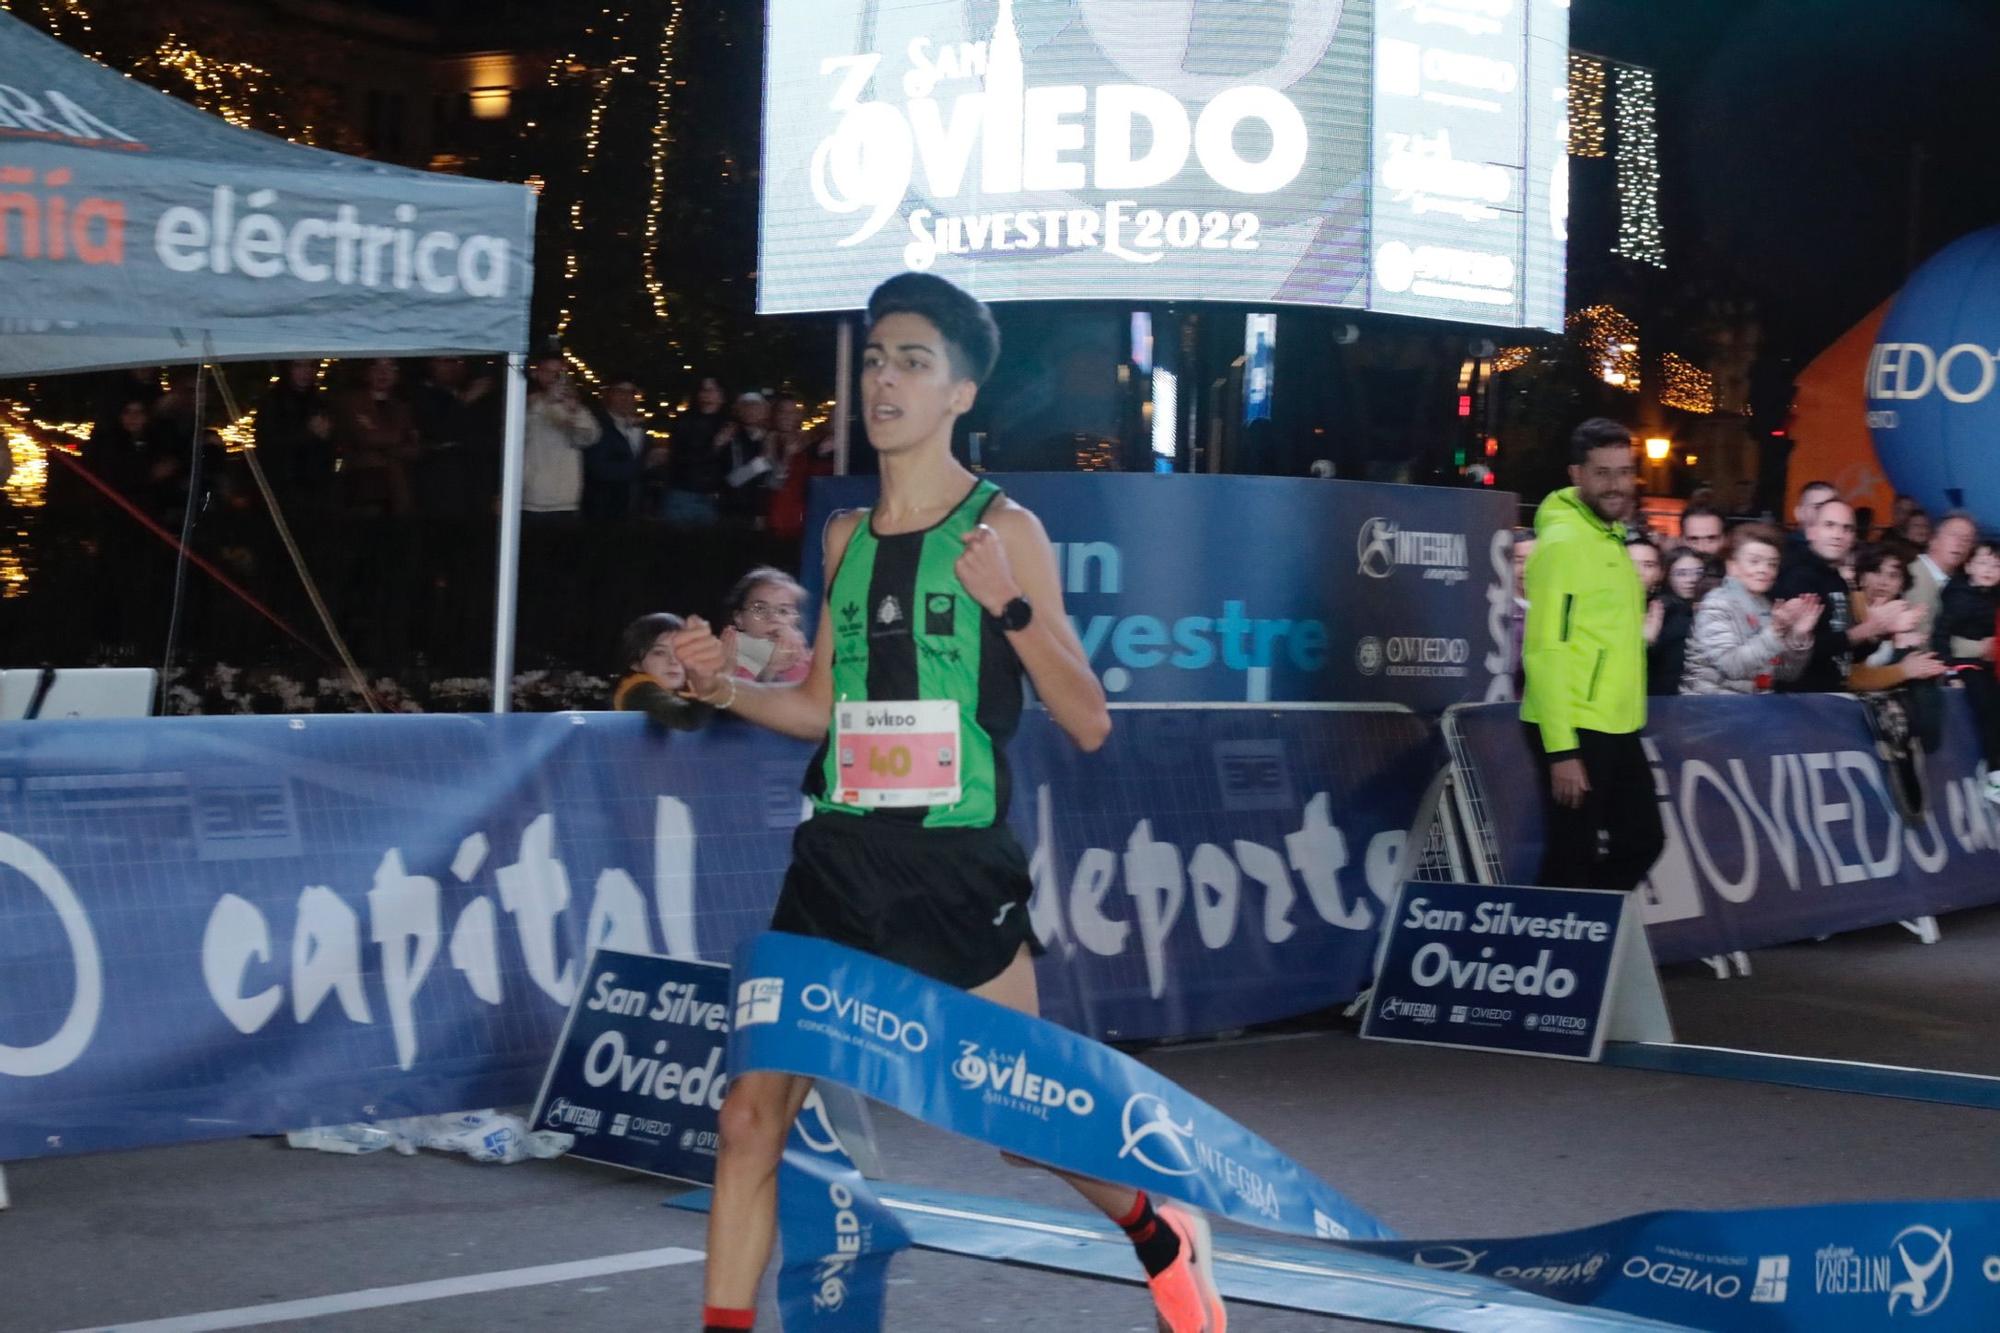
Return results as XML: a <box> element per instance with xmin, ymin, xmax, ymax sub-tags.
<box><xmin>995</xmin><ymin>596</ymin><xmax>1034</xmax><ymax>632</ymax></box>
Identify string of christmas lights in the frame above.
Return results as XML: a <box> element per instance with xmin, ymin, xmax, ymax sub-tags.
<box><xmin>1612</xmin><ymin>64</ymin><xmax>1665</xmax><ymax>268</ymax></box>
<box><xmin>1569</xmin><ymin>305</ymin><xmax>1641</xmax><ymax>393</ymax></box>
<box><xmin>147</xmin><ymin>36</ymin><xmax>279</xmax><ymax>131</ymax></box>
<box><xmin>1660</xmin><ymin>353</ymin><xmax>1717</xmax><ymax>415</ymax></box>
<box><xmin>644</xmin><ymin>2</ymin><xmax>685</xmax><ymax>346</ymax></box>
<box><xmin>1567</xmin><ymin>55</ymin><xmax>1606</xmax><ymax>158</ymax></box>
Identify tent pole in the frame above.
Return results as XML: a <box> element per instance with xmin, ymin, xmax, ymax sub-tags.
<box><xmin>491</xmin><ymin>353</ymin><xmax>528</xmax><ymax>714</ymax></box>
<box><xmin>833</xmin><ymin>319</ymin><xmax>853</xmax><ymax>475</ymax></box>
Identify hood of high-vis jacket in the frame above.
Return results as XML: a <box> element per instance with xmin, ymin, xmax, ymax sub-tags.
<box><xmin>1519</xmin><ymin>486</ymin><xmax>1647</xmax><ymax>752</ymax></box>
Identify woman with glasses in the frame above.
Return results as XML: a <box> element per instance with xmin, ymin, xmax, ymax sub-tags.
<box><xmin>725</xmin><ymin>566</ymin><xmax>812</xmax><ymax>684</ymax></box>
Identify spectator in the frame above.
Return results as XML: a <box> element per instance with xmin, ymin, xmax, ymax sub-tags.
<box><xmin>1933</xmin><ymin>540</ymin><xmax>2000</xmax><ymax>803</ymax></box>
<box><xmin>1520</xmin><ymin>418</ymin><xmax>1664</xmax><ymax>892</ymax></box>
<box><xmin>716</xmin><ymin>391</ymin><xmax>775</xmax><ymax>523</ymax></box>
<box><xmin>661</xmin><ymin>375</ymin><xmax>729</xmax><ymax>525</ymax></box>
<box><xmin>411</xmin><ymin>356</ymin><xmax>498</xmax><ymax>519</ymax></box>
<box><xmin>1787</xmin><ymin>480</ymin><xmax>1837</xmax><ymax>557</ymax></box>
<box><xmin>1908</xmin><ymin>511</ymin><xmax>1975</xmax><ymax>624</ymax></box>
<box><xmin>1508</xmin><ymin>526</ymin><xmax>1534</xmax><ymax>695</ymax></box>
<box><xmin>1890</xmin><ymin>493</ymin><xmax>1919</xmax><ymax>534</ymax></box>
<box><xmin>610</xmin><ymin>612</ymin><xmax>710</xmax><ymax>730</ymax></box>
<box><xmin>1899</xmin><ymin>508</ymin><xmax>1934</xmax><ymax>549</ymax></box>
<box><xmin>1649</xmin><ymin>543</ymin><xmax>1701</xmax><ymax>696</ymax></box>
<box><xmin>255</xmin><ymin>361</ymin><xmax>336</xmax><ymax>518</ymax></box>
<box><xmin>1681</xmin><ymin>524</ymin><xmax>1818</xmax><ymax>695</ymax></box>
<box><xmin>1773</xmin><ymin>498</ymin><xmax>1909</xmax><ymax>692</ymax></box>
<box><xmin>1629</xmin><ymin>535</ymin><xmax>1663</xmax><ymax>596</ymax></box>
<box><xmin>1686</xmin><ymin>482</ymin><xmax>1716</xmax><ymax>512</ymax></box>
<box><xmin>1850</xmin><ymin>544</ymin><xmax>1950</xmax><ymax>815</ymax></box>
<box><xmin>1850</xmin><ymin>545</ymin><xmax>1947</xmax><ymax>690</ymax></box>
<box><xmin>84</xmin><ymin>398</ymin><xmax>159</xmax><ymax>507</ymax></box>
<box><xmin>521</xmin><ymin>353</ymin><xmax>598</xmax><ymax>520</ymax></box>
<box><xmin>1729</xmin><ymin>477</ymin><xmax>1758</xmax><ymax>519</ymax></box>
<box><xmin>768</xmin><ymin>394</ymin><xmax>834</xmax><ymax>544</ymax></box>
<box><xmin>583</xmin><ymin>378</ymin><xmax>649</xmax><ymax>519</ymax></box>
<box><xmin>334</xmin><ymin>358</ymin><xmax>419</xmax><ymax>516</ymax></box>
<box><xmin>724</xmin><ymin>565</ymin><xmax>810</xmax><ymax>684</ymax></box>
<box><xmin>1679</xmin><ymin>505</ymin><xmax>1725</xmax><ymax>560</ymax></box>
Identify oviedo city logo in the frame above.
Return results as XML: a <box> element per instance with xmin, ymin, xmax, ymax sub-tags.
<box><xmin>804</xmin><ymin>0</ymin><xmax>1327</xmax><ymax>269</ymax></box>
<box><xmin>950</xmin><ymin>1040</ymin><xmax>1095</xmax><ymax>1118</ymax></box>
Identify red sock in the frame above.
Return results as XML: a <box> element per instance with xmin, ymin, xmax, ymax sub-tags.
<box><xmin>1114</xmin><ymin>1190</ymin><xmax>1151</xmax><ymax>1230</ymax></box>
<box><xmin>702</xmin><ymin>1306</ymin><xmax>756</xmax><ymax>1331</ymax></box>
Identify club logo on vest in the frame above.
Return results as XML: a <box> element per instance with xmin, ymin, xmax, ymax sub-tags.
<box><xmin>838</xmin><ymin>600</ymin><xmax>863</xmax><ymax>636</ymax></box>
<box><xmin>925</xmin><ymin>592</ymin><xmax>956</xmax><ymax>637</ymax></box>
<box><xmin>871</xmin><ymin>593</ymin><xmax>908</xmax><ymax>640</ymax></box>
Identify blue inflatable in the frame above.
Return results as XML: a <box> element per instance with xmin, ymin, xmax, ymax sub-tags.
<box><xmin>1867</xmin><ymin>226</ymin><xmax>2000</xmax><ymax>527</ymax></box>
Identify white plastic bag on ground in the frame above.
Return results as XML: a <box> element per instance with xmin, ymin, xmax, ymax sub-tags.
<box><xmin>378</xmin><ymin>1110</ymin><xmax>574</xmax><ymax>1164</ymax></box>
<box><xmin>284</xmin><ymin>1124</ymin><xmax>394</xmax><ymax>1155</ymax></box>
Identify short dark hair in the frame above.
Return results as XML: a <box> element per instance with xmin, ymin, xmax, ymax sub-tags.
<box><xmin>724</xmin><ymin>566</ymin><xmax>805</xmax><ymax>621</ymax></box>
<box><xmin>1568</xmin><ymin>417</ymin><xmax>1632</xmax><ymax>465</ymax></box>
<box><xmin>619</xmin><ymin>612</ymin><xmax>684</xmax><ymax>671</ymax></box>
<box><xmin>1853</xmin><ymin>543</ymin><xmax>1908</xmax><ymax>592</ymax></box>
<box><xmin>1662</xmin><ymin>543</ymin><xmax>1703</xmax><ymax>570</ymax></box>
<box><xmin>866</xmin><ymin>272</ymin><xmax>1001</xmax><ymax>385</ymax></box>
<box><xmin>1680</xmin><ymin>504</ymin><xmax>1724</xmax><ymax>529</ymax></box>
<box><xmin>1727</xmin><ymin>522</ymin><xmax>1783</xmax><ymax>562</ymax></box>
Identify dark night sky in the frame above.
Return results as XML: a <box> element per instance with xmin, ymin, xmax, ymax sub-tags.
<box><xmin>1572</xmin><ymin>0</ymin><xmax>2000</xmax><ymax>361</ymax></box>
<box><xmin>359</xmin><ymin>0</ymin><xmax>2000</xmax><ymax>364</ymax></box>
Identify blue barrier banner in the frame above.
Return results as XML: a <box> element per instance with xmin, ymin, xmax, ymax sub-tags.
<box><xmin>1361</xmin><ymin>881</ymin><xmax>1628</xmax><ymax>1060</ymax></box>
<box><xmin>736</xmin><ymin>931</ymin><xmax>2000</xmax><ymax>1331</ymax></box>
<box><xmin>1449</xmin><ymin>694</ymin><xmax>2000</xmax><ymax>963</ymax></box>
<box><xmin>0</xmin><ymin>704</ymin><xmax>1435</xmax><ymax>1159</ymax></box>
<box><xmin>532</xmin><ymin>950</ymin><xmax>729</xmax><ymax>1182</ymax></box>
<box><xmin>803</xmin><ymin>474</ymin><xmax>1517</xmax><ymax>711</ymax></box>
<box><xmin>1016</xmin><ymin>705</ymin><xmax>1439</xmax><ymax>1041</ymax></box>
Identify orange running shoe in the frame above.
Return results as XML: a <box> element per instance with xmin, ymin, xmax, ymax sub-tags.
<box><xmin>1146</xmin><ymin>1203</ymin><xmax>1227</xmax><ymax>1332</ymax></box>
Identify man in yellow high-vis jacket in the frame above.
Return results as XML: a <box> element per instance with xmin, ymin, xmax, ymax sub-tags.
<box><xmin>1520</xmin><ymin>418</ymin><xmax>1665</xmax><ymax>891</ymax></box>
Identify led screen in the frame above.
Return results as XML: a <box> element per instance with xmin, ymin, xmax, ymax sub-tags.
<box><xmin>760</xmin><ymin>0</ymin><xmax>1567</xmax><ymax>330</ymax></box>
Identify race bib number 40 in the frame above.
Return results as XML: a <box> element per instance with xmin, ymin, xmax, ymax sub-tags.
<box><xmin>835</xmin><ymin>700</ymin><xmax>961</xmax><ymax>809</ymax></box>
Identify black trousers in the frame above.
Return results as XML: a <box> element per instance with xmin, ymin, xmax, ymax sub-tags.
<box><xmin>1525</xmin><ymin>726</ymin><xmax>1666</xmax><ymax>893</ymax></box>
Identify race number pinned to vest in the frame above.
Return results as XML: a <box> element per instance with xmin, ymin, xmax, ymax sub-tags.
<box><xmin>835</xmin><ymin>700</ymin><xmax>961</xmax><ymax>808</ymax></box>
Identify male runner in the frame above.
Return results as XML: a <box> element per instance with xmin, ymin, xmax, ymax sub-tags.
<box><xmin>673</xmin><ymin>273</ymin><xmax>1227</xmax><ymax>1332</ymax></box>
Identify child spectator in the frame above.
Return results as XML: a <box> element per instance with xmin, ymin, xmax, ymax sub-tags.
<box><xmin>611</xmin><ymin>612</ymin><xmax>710</xmax><ymax>730</ymax></box>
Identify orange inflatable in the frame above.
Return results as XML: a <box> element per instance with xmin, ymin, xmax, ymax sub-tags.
<box><xmin>1786</xmin><ymin>298</ymin><xmax>1895</xmax><ymax>519</ymax></box>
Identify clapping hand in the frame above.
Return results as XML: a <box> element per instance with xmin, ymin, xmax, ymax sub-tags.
<box><xmin>765</xmin><ymin>625</ymin><xmax>809</xmax><ymax>678</ymax></box>
<box><xmin>1772</xmin><ymin>593</ymin><xmax>1822</xmax><ymax>637</ymax></box>
<box><xmin>1902</xmin><ymin>650</ymin><xmax>1948</xmax><ymax>681</ymax></box>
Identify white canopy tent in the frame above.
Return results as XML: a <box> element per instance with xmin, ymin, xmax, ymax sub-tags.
<box><xmin>0</xmin><ymin>13</ymin><xmax>540</xmax><ymax>709</ymax></box>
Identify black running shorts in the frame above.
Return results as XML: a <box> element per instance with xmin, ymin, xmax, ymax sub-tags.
<box><xmin>770</xmin><ymin>812</ymin><xmax>1040</xmax><ymax>990</ymax></box>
